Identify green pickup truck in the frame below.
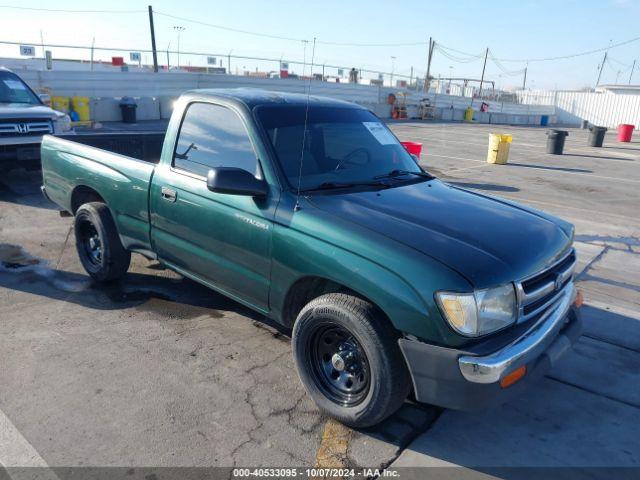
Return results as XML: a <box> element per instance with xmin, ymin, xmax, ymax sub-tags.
<box><xmin>41</xmin><ymin>89</ymin><xmax>582</xmax><ymax>427</ymax></box>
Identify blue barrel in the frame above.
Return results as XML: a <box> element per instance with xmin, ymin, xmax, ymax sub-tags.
<box><xmin>540</xmin><ymin>115</ymin><xmax>549</xmax><ymax>126</ymax></box>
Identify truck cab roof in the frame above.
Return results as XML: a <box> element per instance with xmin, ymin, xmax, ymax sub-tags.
<box><xmin>181</xmin><ymin>88</ymin><xmax>366</xmax><ymax>111</ymax></box>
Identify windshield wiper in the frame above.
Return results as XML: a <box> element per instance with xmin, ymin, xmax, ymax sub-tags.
<box><xmin>373</xmin><ymin>169</ymin><xmax>434</xmax><ymax>180</ymax></box>
<box><xmin>301</xmin><ymin>180</ymin><xmax>390</xmax><ymax>192</ymax></box>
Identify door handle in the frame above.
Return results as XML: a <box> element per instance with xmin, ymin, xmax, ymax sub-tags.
<box><xmin>160</xmin><ymin>187</ymin><xmax>177</xmax><ymax>202</ymax></box>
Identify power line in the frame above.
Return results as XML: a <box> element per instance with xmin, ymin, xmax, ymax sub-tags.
<box><xmin>317</xmin><ymin>40</ymin><xmax>426</xmax><ymax>47</ymax></box>
<box><xmin>154</xmin><ymin>10</ymin><xmax>307</xmax><ymax>43</ymax></box>
<box><xmin>436</xmin><ymin>44</ymin><xmax>485</xmax><ymax>58</ymax></box>
<box><xmin>435</xmin><ymin>45</ymin><xmax>484</xmax><ymax>63</ymax></box>
<box><xmin>0</xmin><ymin>4</ymin><xmax>145</xmax><ymax>13</ymax></box>
<box><xmin>493</xmin><ymin>35</ymin><xmax>640</xmax><ymax>62</ymax></box>
<box><xmin>156</xmin><ymin>10</ymin><xmax>428</xmax><ymax>47</ymax></box>
<box><xmin>488</xmin><ymin>50</ymin><xmax>525</xmax><ymax>76</ymax></box>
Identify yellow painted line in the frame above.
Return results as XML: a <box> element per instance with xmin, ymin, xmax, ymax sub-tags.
<box><xmin>314</xmin><ymin>419</ymin><xmax>353</xmax><ymax>469</ymax></box>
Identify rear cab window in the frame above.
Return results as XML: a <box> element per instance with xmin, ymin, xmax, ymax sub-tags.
<box><xmin>173</xmin><ymin>102</ymin><xmax>260</xmax><ymax>178</ymax></box>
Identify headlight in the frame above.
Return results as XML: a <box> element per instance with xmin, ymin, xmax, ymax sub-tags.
<box><xmin>55</xmin><ymin>114</ymin><xmax>73</xmax><ymax>133</ymax></box>
<box><xmin>436</xmin><ymin>284</ymin><xmax>517</xmax><ymax>336</ymax></box>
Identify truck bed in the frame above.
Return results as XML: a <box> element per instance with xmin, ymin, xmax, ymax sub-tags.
<box><xmin>56</xmin><ymin>132</ymin><xmax>165</xmax><ymax>164</ymax></box>
<box><xmin>41</xmin><ymin>133</ymin><xmax>162</xmax><ymax>255</ymax></box>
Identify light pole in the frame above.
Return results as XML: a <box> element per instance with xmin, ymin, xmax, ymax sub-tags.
<box><xmin>390</xmin><ymin>56</ymin><xmax>396</xmax><ymax>87</ymax></box>
<box><xmin>173</xmin><ymin>26</ymin><xmax>185</xmax><ymax>69</ymax></box>
<box><xmin>448</xmin><ymin>66</ymin><xmax>453</xmax><ymax>93</ymax></box>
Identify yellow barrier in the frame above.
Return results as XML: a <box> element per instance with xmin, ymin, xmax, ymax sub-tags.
<box><xmin>51</xmin><ymin>96</ymin><xmax>70</xmax><ymax>114</ymax></box>
<box><xmin>71</xmin><ymin>96</ymin><xmax>91</xmax><ymax>122</ymax></box>
<box><xmin>487</xmin><ymin>133</ymin><xmax>512</xmax><ymax>164</ymax></box>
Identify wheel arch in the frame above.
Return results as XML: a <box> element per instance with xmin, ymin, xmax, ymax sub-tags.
<box><xmin>70</xmin><ymin>185</ymin><xmax>106</xmax><ymax>214</ymax></box>
<box><xmin>280</xmin><ymin>275</ymin><xmax>395</xmax><ymax>330</ymax></box>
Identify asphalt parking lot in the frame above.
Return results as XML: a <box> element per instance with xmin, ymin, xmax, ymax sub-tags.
<box><xmin>0</xmin><ymin>121</ymin><xmax>638</xmax><ymax>477</ymax></box>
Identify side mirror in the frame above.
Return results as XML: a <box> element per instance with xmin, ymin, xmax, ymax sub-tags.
<box><xmin>206</xmin><ymin>167</ymin><xmax>268</xmax><ymax>197</ymax></box>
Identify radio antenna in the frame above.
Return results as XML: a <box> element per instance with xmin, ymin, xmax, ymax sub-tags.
<box><xmin>294</xmin><ymin>37</ymin><xmax>316</xmax><ymax>212</ymax></box>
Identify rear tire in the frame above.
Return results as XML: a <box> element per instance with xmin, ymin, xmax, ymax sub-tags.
<box><xmin>292</xmin><ymin>293</ymin><xmax>410</xmax><ymax>428</ymax></box>
<box><xmin>74</xmin><ymin>202</ymin><xmax>130</xmax><ymax>282</ymax></box>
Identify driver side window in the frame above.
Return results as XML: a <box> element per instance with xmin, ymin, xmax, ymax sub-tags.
<box><xmin>173</xmin><ymin>102</ymin><xmax>259</xmax><ymax>178</ymax></box>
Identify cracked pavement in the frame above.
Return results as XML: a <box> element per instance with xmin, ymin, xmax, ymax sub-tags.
<box><xmin>0</xmin><ymin>122</ymin><xmax>639</xmax><ymax>475</ymax></box>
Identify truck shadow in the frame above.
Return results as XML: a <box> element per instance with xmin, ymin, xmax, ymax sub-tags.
<box><xmin>0</xmin><ymin>263</ymin><xmax>270</xmax><ymax>326</ymax></box>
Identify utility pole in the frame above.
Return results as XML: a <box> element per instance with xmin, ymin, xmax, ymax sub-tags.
<box><xmin>409</xmin><ymin>66</ymin><xmax>413</xmax><ymax>88</ymax></box>
<box><xmin>477</xmin><ymin>47</ymin><xmax>489</xmax><ymax>100</ymax></box>
<box><xmin>595</xmin><ymin>51</ymin><xmax>607</xmax><ymax>87</ymax></box>
<box><xmin>629</xmin><ymin>59</ymin><xmax>636</xmax><ymax>84</ymax></box>
<box><xmin>522</xmin><ymin>64</ymin><xmax>528</xmax><ymax>90</ymax></box>
<box><xmin>148</xmin><ymin>6</ymin><xmax>159</xmax><ymax>72</ymax></box>
<box><xmin>424</xmin><ymin>37</ymin><xmax>434</xmax><ymax>92</ymax></box>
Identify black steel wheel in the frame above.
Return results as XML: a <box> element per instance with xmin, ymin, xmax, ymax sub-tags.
<box><xmin>309</xmin><ymin>323</ymin><xmax>370</xmax><ymax>407</ymax></box>
<box><xmin>292</xmin><ymin>293</ymin><xmax>411</xmax><ymax>428</ymax></box>
<box><xmin>77</xmin><ymin>219</ymin><xmax>102</xmax><ymax>267</ymax></box>
<box><xmin>74</xmin><ymin>202</ymin><xmax>130</xmax><ymax>282</ymax></box>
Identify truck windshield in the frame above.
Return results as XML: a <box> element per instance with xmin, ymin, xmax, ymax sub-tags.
<box><xmin>0</xmin><ymin>71</ymin><xmax>41</xmax><ymax>105</ymax></box>
<box><xmin>255</xmin><ymin>105</ymin><xmax>422</xmax><ymax>191</ymax></box>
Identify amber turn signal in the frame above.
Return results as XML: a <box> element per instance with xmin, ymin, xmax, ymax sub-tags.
<box><xmin>574</xmin><ymin>290</ymin><xmax>584</xmax><ymax>309</ymax></box>
<box><xmin>500</xmin><ymin>365</ymin><xmax>526</xmax><ymax>389</ymax></box>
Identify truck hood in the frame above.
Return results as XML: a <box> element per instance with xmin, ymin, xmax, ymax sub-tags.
<box><xmin>0</xmin><ymin>103</ymin><xmax>63</xmax><ymax>120</ymax></box>
<box><xmin>306</xmin><ymin>179</ymin><xmax>573</xmax><ymax>287</ymax></box>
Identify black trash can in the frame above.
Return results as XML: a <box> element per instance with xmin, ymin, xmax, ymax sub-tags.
<box><xmin>580</xmin><ymin>119</ymin><xmax>589</xmax><ymax>129</ymax></box>
<box><xmin>588</xmin><ymin>126</ymin><xmax>607</xmax><ymax>147</ymax></box>
<box><xmin>119</xmin><ymin>96</ymin><xmax>137</xmax><ymax>124</ymax></box>
<box><xmin>546</xmin><ymin>129</ymin><xmax>568</xmax><ymax>155</ymax></box>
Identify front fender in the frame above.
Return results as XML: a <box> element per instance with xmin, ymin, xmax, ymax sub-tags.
<box><xmin>269</xmin><ymin>222</ymin><xmax>471</xmax><ymax>345</ymax></box>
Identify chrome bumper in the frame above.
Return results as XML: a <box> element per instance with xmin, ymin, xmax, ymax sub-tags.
<box><xmin>459</xmin><ymin>282</ymin><xmax>576</xmax><ymax>384</ymax></box>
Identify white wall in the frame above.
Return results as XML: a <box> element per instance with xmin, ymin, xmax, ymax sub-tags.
<box><xmin>12</xmin><ymin>68</ymin><xmax>554</xmax><ymax>123</ymax></box>
<box><xmin>18</xmin><ymin>70</ymin><xmax>393</xmax><ymax>104</ymax></box>
<box><xmin>517</xmin><ymin>89</ymin><xmax>640</xmax><ymax>128</ymax></box>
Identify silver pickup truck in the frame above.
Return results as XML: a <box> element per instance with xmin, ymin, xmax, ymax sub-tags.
<box><xmin>1</xmin><ymin>67</ymin><xmax>73</xmax><ymax>171</ymax></box>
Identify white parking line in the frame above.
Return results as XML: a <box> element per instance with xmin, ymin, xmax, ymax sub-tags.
<box><xmin>0</xmin><ymin>409</ymin><xmax>59</xmax><ymax>479</ymax></box>
<box><xmin>496</xmin><ymin>194</ymin><xmax>639</xmax><ymax>222</ymax></box>
<box><xmin>427</xmin><ymin>153</ymin><xmax>484</xmax><ymax>163</ymax></box>
<box><xmin>426</xmin><ymin>153</ymin><xmax>640</xmax><ymax>185</ymax></box>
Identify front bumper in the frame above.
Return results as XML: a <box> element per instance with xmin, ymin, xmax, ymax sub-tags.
<box><xmin>399</xmin><ymin>284</ymin><xmax>582</xmax><ymax>411</ymax></box>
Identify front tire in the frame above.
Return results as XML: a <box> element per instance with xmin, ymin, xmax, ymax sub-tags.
<box><xmin>292</xmin><ymin>293</ymin><xmax>410</xmax><ymax>428</ymax></box>
<box><xmin>74</xmin><ymin>202</ymin><xmax>130</xmax><ymax>282</ymax></box>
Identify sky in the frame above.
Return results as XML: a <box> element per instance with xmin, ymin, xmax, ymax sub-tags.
<box><xmin>0</xmin><ymin>0</ymin><xmax>639</xmax><ymax>89</ymax></box>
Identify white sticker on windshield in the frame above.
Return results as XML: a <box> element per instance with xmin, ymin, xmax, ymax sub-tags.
<box><xmin>3</xmin><ymin>80</ymin><xmax>27</xmax><ymax>90</ymax></box>
<box><xmin>362</xmin><ymin>122</ymin><xmax>396</xmax><ymax>145</ymax></box>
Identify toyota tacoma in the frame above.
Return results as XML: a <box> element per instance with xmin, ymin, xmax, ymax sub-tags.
<box><xmin>40</xmin><ymin>89</ymin><xmax>582</xmax><ymax>427</ymax></box>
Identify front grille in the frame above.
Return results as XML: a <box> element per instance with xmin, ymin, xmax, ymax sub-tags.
<box><xmin>0</xmin><ymin>119</ymin><xmax>53</xmax><ymax>137</ymax></box>
<box><xmin>516</xmin><ymin>249</ymin><xmax>576</xmax><ymax>323</ymax></box>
